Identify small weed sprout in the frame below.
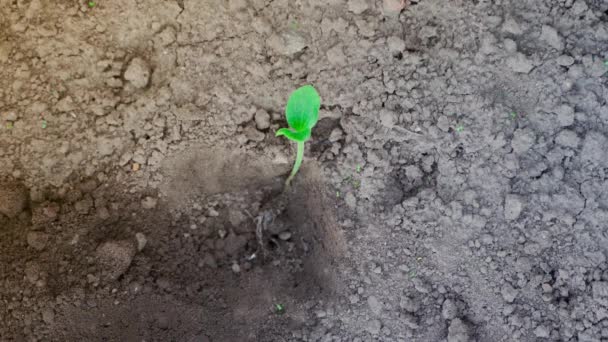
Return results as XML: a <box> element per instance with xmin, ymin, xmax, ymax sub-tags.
<box><xmin>276</xmin><ymin>85</ymin><xmax>321</xmax><ymax>188</ymax></box>
<box><xmin>274</xmin><ymin>303</ymin><xmax>285</xmax><ymax>314</ymax></box>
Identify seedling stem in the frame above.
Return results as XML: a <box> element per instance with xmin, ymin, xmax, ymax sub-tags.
<box><xmin>285</xmin><ymin>141</ymin><xmax>305</xmax><ymax>187</ymax></box>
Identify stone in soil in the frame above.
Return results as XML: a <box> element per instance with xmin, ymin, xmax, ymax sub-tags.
<box><xmin>254</xmin><ymin>109</ymin><xmax>271</xmax><ymax>130</ymax></box>
<box><xmin>41</xmin><ymin>308</ymin><xmax>55</xmax><ymax>325</ymax></box>
<box><xmin>278</xmin><ymin>231</ymin><xmax>292</xmax><ymax>241</ymax></box>
<box><xmin>383</xmin><ymin>0</ymin><xmax>407</xmax><ymax>16</ymax></box>
<box><xmin>124</xmin><ymin>57</ymin><xmax>151</xmax><ymax>89</ymax></box>
<box><xmin>511</xmin><ymin>128</ymin><xmax>536</xmax><ymax>154</ymax></box>
<box><xmin>367</xmin><ymin>295</ymin><xmax>383</xmax><ymax>315</ymax></box>
<box><xmin>442</xmin><ymin>299</ymin><xmax>459</xmax><ymax>320</ymax></box>
<box><xmin>95</xmin><ymin>240</ymin><xmax>137</xmax><ymax>281</ymax></box>
<box><xmin>447</xmin><ymin>318</ymin><xmax>471</xmax><ymax>342</ymax></box>
<box><xmin>504</xmin><ymin>195</ymin><xmax>523</xmax><ymax>221</ymax></box>
<box><xmin>501</xmin><ymin>284</ymin><xmax>519</xmax><ymax>303</ymax></box>
<box><xmin>135</xmin><ymin>232</ymin><xmax>147</xmax><ymax>251</ymax></box>
<box><xmin>400</xmin><ymin>296</ymin><xmax>419</xmax><ymax>313</ymax></box>
<box><xmin>539</xmin><ymin>25</ymin><xmax>564</xmax><ymax>51</ymax></box>
<box><xmin>534</xmin><ymin>325</ymin><xmax>550</xmax><ymax>338</ymax></box>
<box><xmin>266</xmin><ymin>31</ymin><xmax>307</xmax><ymax>55</ymax></box>
<box><xmin>348</xmin><ymin>0</ymin><xmax>370</xmax><ymax>14</ymax></box>
<box><xmin>141</xmin><ymin>196</ymin><xmax>158</xmax><ymax>209</ymax></box>
<box><xmin>507</xmin><ymin>53</ymin><xmax>534</xmax><ymax>73</ymax></box>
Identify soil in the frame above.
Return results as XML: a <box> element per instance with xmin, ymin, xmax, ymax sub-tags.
<box><xmin>1</xmin><ymin>0</ymin><xmax>608</xmax><ymax>341</ymax></box>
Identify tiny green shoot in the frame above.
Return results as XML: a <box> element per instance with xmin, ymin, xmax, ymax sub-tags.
<box><xmin>276</xmin><ymin>85</ymin><xmax>321</xmax><ymax>188</ymax></box>
<box><xmin>274</xmin><ymin>303</ymin><xmax>285</xmax><ymax>314</ymax></box>
<box><xmin>41</xmin><ymin>119</ymin><xmax>47</xmax><ymax>129</ymax></box>
<box><xmin>509</xmin><ymin>112</ymin><xmax>517</xmax><ymax>120</ymax></box>
<box><xmin>604</xmin><ymin>60</ymin><xmax>608</xmax><ymax>67</ymax></box>
<box><xmin>356</xmin><ymin>165</ymin><xmax>362</xmax><ymax>173</ymax></box>
<box><xmin>88</xmin><ymin>1</ymin><xmax>96</xmax><ymax>8</ymax></box>
<box><xmin>455</xmin><ymin>125</ymin><xmax>464</xmax><ymax>133</ymax></box>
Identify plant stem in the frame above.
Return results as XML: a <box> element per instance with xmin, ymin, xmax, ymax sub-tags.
<box><xmin>285</xmin><ymin>141</ymin><xmax>305</xmax><ymax>188</ymax></box>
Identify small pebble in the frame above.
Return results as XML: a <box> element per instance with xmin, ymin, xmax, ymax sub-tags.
<box><xmin>254</xmin><ymin>109</ymin><xmax>271</xmax><ymax>130</ymax></box>
<box><xmin>367</xmin><ymin>296</ymin><xmax>383</xmax><ymax>315</ymax></box>
<box><xmin>218</xmin><ymin>228</ymin><xmax>227</xmax><ymax>239</ymax></box>
<box><xmin>124</xmin><ymin>57</ymin><xmax>151</xmax><ymax>89</ymax></box>
<box><xmin>278</xmin><ymin>231</ymin><xmax>292</xmax><ymax>241</ymax></box>
<box><xmin>141</xmin><ymin>196</ymin><xmax>158</xmax><ymax>209</ymax></box>
<box><xmin>442</xmin><ymin>299</ymin><xmax>458</xmax><ymax>320</ymax></box>
<box><xmin>135</xmin><ymin>232</ymin><xmax>147</xmax><ymax>251</ymax></box>
<box><xmin>41</xmin><ymin>308</ymin><xmax>55</xmax><ymax>325</ymax></box>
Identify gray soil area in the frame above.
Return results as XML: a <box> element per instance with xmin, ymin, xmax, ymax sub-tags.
<box><xmin>1</xmin><ymin>0</ymin><xmax>608</xmax><ymax>341</ymax></box>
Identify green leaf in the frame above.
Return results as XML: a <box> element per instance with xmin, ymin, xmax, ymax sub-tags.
<box><xmin>285</xmin><ymin>85</ymin><xmax>320</xmax><ymax>132</ymax></box>
<box><xmin>276</xmin><ymin>127</ymin><xmax>311</xmax><ymax>142</ymax></box>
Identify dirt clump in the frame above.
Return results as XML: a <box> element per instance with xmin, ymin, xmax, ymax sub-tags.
<box><xmin>0</xmin><ymin>181</ymin><xmax>28</xmax><ymax>219</ymax></box>
<box><xmin>95</xmin><ymin>240</ymin><xmax>138</xmax><ymax>281</ymax></box>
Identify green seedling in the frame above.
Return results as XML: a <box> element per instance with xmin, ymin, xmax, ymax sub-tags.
<box><xmin>356</xmin><ymin>165</ymin><xmax>362</xmax><ymax>173</ymax></box>
<box><xmin>276</xmin><ymin>85</ymin><xmax>321</xmax><ymax>188</ymax></box>
<box><xmin>509</xmin><ymin>112</ymin><xmax>517</xmax><ymax>120</ymax></box>
<box><xmin>41</xmin><ymin>119</ymin><xmax>47</xmax><ymax>129</ymax></box>
<box><xmin>274</xmin><ymin>303</ymin><xmax>285</xmax><ymax>314</ymax></box>
<box><xmin>88</xmin><ymin>1</ymin><xmax>96</xmax><ymax>8</ymax></box>
<box><xmin>455</xmin><ymin>125</ymin><xmax>464</xmax><ymax>133</ymax></box>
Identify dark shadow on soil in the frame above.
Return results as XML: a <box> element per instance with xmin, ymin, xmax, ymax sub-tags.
<box><xmin>0</xmin><ymin>164</ymin><xmax>346</xmax><ymax>341</ymax></box>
